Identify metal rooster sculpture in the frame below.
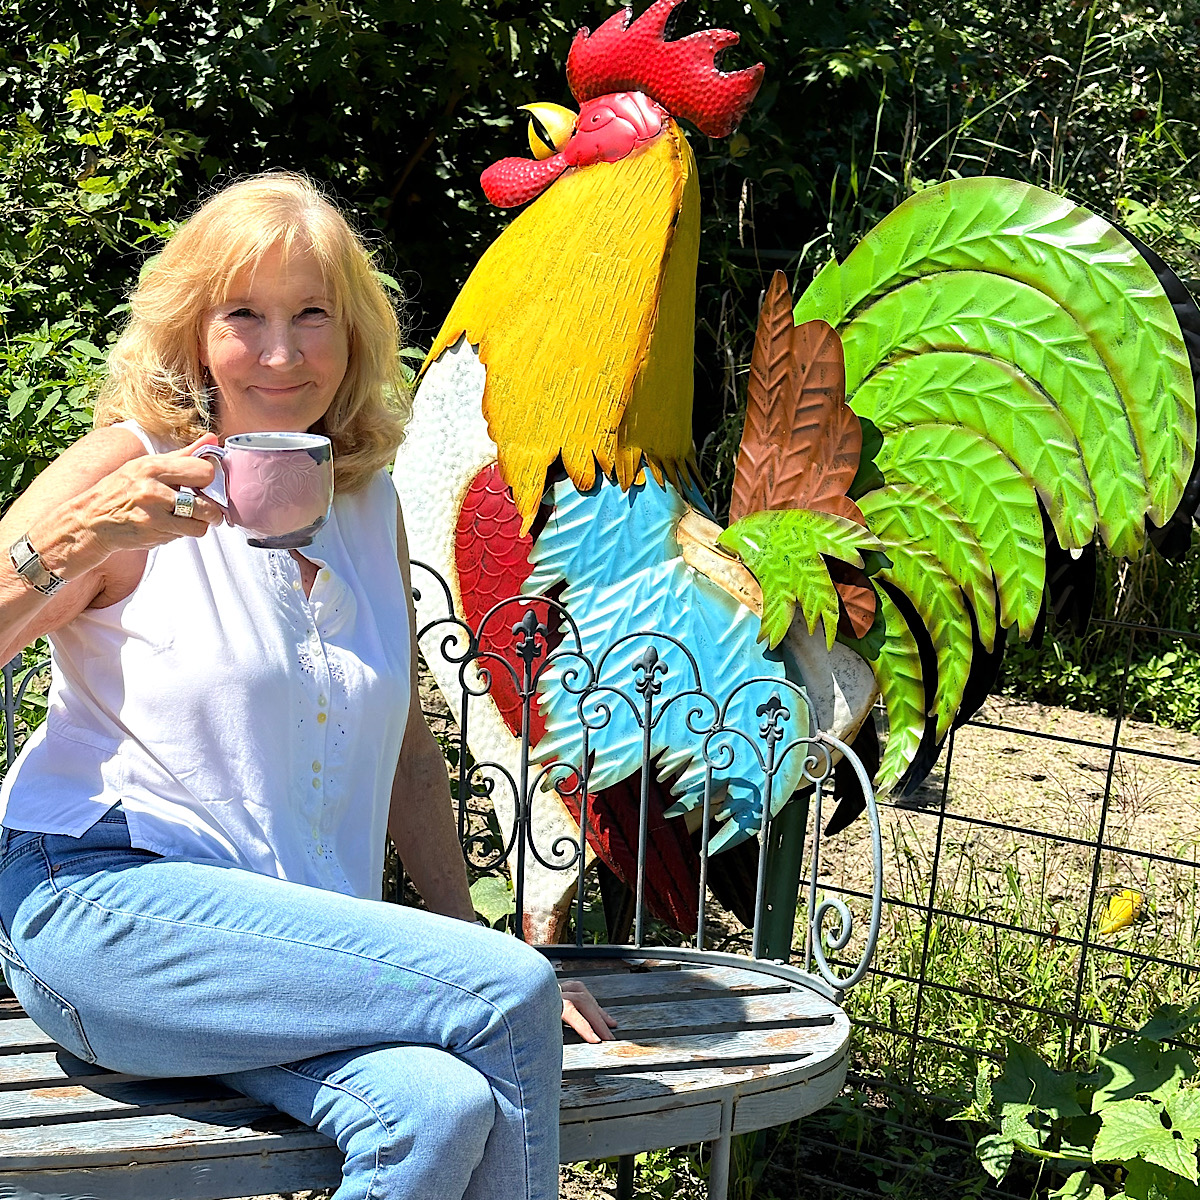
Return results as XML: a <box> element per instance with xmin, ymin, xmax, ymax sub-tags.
<box><xmin>395</xmin><ymin>0</ymin><xmax>1200</xmax><ymax>947</ymax></box>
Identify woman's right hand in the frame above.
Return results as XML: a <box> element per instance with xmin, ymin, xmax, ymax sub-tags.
<box><xmin>0</xmin><ymin>427</ymin><xmax>225</xmax><ymax>664</ymax></box>
<box><xmin>63</xmin><ymin>434</ymin><xmax>226</xmax><ymax>565</ymax></box>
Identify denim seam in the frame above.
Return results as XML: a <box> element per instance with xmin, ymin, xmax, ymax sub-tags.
<box><xmin>0</xmin><ymin>838</ymin><xmax>44</xmax><ymax>872</ymax></box>
<box><xmin>277</xmin><ymin>1061</ymin><xmax>391</xmax><ymax>1200</ymax></box>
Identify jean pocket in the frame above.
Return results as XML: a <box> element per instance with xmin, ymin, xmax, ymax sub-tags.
<box><xmin>2</xmin><ymin>953</ymin><xmax>99</xmax><ymax>1064</ymax></box>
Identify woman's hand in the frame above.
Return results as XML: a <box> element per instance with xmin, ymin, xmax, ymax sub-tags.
<box><xmin>47</xmin><ymin>433</ymin><xmax>226</xmax><ymax>569</ymax></box>
<box><xmin>0</xmin><ymin>427</ymin><xmax>228</xmax><ymax>664</ymax></box>
<box><xmin>560</xmin><ymin>980</ymin><xmax>618</xmax><ymax>1043</ymax></box>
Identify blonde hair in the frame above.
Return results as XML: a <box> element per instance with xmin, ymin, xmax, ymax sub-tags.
<box><xmin>94</xmin><ymin>173</ymin><xmax>410</xmax><ymax>493</ymax></box>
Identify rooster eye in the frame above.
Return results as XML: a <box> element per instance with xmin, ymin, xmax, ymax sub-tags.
<box><xmin>519</xmin><ymin>102</ymin><xmax>577</xmax><ymax>161</ymax></box>
<box><xmin>529</xmin><ymin>116</ymin><xmax>557</xmax><ymax>157</ymax></box>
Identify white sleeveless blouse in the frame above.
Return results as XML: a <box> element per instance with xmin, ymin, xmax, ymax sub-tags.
<box><xmin>0</xmin><ymin>421</ymin><xmax>411</xmax><ymax>900</ymax></box>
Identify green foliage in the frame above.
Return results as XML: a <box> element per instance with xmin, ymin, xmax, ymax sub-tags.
<box><xmin>0</xmin><ymin>37</ymin><xmax>199</xmax><ymax>504</ymax></box>
<box><xmin>959</xmin><ymin>1006</ymin><xmax>1200</xmax><ymax>1198</ymax></box>
<box><xmin>1003</xmin><ymin>543</ymin><xmax>1200</xmax><ymax>734</ymax></box>
<box><xmin>468</xmin><ymin>874</ymin><xmax>516</xmax><ymax>928</ymax></box>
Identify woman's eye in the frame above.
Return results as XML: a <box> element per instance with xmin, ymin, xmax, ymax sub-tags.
<box><xmin>299</xmin><ymin>306</ymin><xmax>330</xmax><ymax>319</ymax></box>
<box><xmin>227</xmin><ymin>308</ymin><xmax>256</xmax><ymax>319</ymax></box>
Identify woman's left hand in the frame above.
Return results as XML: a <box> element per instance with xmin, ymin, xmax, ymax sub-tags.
<box><xmin>560</xmin><ymin>980</ymin><xmax>618</xmax><ymax>1043</ymax></box>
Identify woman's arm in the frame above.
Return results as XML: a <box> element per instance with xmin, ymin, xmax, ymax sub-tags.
<box><xmin>386</xmin><ymin>502</ymin><xmax>475</xmax><ymax>922</ymax></box>
<box><xmin>0</xmin><ymin>426</ymin><xmax>224</xmax><ymax>664</ymax></box>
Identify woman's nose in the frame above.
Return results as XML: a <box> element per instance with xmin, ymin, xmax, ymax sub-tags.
<box><xmin>260</xmin><ymin>321</ymin><xmax>302</xmax><ymax>367</ymax></box>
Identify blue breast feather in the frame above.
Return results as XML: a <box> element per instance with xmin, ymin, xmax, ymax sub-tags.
<box><xmin>523</xmin><ymin>474</ymin><xmax>812</xmax><ymax>853</ymax></box>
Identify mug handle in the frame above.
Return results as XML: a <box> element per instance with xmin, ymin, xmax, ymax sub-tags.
<box><xmin>189</xmin><ymin>444</ymin><xmax>229</xmax><ymax>509</ymax></box>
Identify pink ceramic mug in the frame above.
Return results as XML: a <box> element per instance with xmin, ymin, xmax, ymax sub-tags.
<box><xmin>191</xmin><ymin>432</ymin><xmax>334</xmax><ymax>549</ymax></box>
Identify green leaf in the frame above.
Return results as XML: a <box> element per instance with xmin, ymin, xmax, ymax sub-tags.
<box><xmin>875</xmin><ymin>423</ymin><xmax>1045</xmax><ymax>639</ymax></box>
<box><xmin>469</xmin><ymin>875</ymin><xmax>515</xmax><ymax>928</ymax></box>
<box><xmin>1001</xmin><ymin>1101</ymin><xmax>1049</xmax><ymax>1151</ymax></box>
<box><xmin>68</xmin><ymin>338</ymin><xmax>106</xmax><ymax>361</ymax></box>
<box><xmin>1125</xmin><ymin>1158</ymin><xmax>1200</xmax><ymax>1200</ymax></box>
<box><xmin>792</xmin><ymin>177</ymin><xmax>1194</xmax><ymax>529</ymax></box>
<box><xmin>1050</xmin><ymin>1170</ymin><xmax>1106</xmax><ymax>1200</ymax></box>
<box><xmin>976</xmin><ymin>1132</ymin><xmax>1015</xmax><ymax>1182</ymax></box>
<box><xmin>1140</xmin><ymin>1006</ymin><xmax>1200</xmax><ymax>1044</ymax></box>
<box><xmin>838</xmin><ymin>270</ymin><xmax>1149</xmax><ymax>558</ymax></box>
<box><xmin>1095</xmin><ymin>1099</ymin><xmax>1198</xmax><ymax>1182</ymax></box>
<box><xmin>719</xmin><ymin>508</ymin><xmax>885</xmax><ymax>650</ymax></box>
<box><xmin>373</xmin><ymin>270</ymin><xmax>403</xmax><ymax>293</ymax></box>
<box><xmin>993</xmin><ymin>1041</ymin><xmax>1086</xmax><ymax>1119</ymax></box>
<box><xmin>7</xmin><ymin>385</ymin><xmax>33</xmax><ymax>419</ymax></box>
<box><xmin>1093</xmin><ymin>1040</ymin><xmax>1197</xmax><ymax>1110</ymax></box>
<box><xmin>1166</xmin><ymin>1090</ymin><xmax>1200</xmax><ymax>1149</ymax></box>
<box><xmin>1062</xmin><ymin>1114</ymin><xmax>1103</xmax><ymax>1156</ymax></box>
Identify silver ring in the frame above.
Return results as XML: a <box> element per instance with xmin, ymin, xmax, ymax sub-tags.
<box><xmin>172</xmin><ymin>490</ymin><xmax>196</xmax><ymax>520</ymax></box>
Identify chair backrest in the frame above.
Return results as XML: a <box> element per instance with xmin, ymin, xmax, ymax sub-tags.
<box><xmin>0</xmin><ymin>569</ymin><xmax>885</xmax><ymax>996</ymax></box>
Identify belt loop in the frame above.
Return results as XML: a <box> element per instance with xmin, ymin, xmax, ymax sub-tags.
<box><xmin>0</xmin><ymin>827</ymin><xmax>8</xmax><ymax>856</ymax></box>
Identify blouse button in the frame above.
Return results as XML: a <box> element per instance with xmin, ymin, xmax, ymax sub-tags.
<box><xmin>312</xmin><ymin>778</ymin><xmax>320</xmax><ymax>789</ymax></box>
<box><xmin>317</xmin><ymin>712</ymin><xmax>327</xmax><ymax>724</ymax></box>
<box><xmin>312</xmin><ymin>760</ymin><xmax>322</xmax><ymax>773</ymax></box>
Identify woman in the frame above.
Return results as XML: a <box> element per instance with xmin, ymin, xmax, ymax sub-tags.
<box><xmin>0</xmin><ymin>173</ymin><xmax>611</xmax><ymax>1200</ymax></box>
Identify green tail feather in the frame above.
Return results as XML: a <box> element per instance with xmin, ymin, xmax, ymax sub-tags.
<box><xmin>854</xmin><ymin>352</ymin><xmax>1096</xmax><ymax>552</ymax></box>
<box><xmin>857</xmin><ymin>589</ymin><xmax>926</xmax><ymax>795</ymax></box>
<box><xmin>839</xmin><ymin>272</ymin><xmax>1147</xmax><ymax>557</ymax></box>
<box><xmin>876</xmin><ymin>423</ymin><xmax>1045</xmax><ymax>638</ymax></box>
<box><xmin>859</xmin><ymin>485</ymin><xmax>996</xmax><ymax>650</ymax></box>
<box><xmin>793</xmin><ymin>177</ymin><xmax>1196</xmax><ymax>790</ymax></box>
<box><xmin>793</xmin><ymin>177</ymin><xmax>1193</xmax><ymax>527</ymax></box>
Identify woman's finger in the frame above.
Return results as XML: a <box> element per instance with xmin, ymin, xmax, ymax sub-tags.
<box><xmin>562</xmin><ymin>997</ymin><xmax>611</xmax><ymax>1044</ymax></box>
<box><xmin>168</xmin><ymin>489</ymin><xmax>224</xmax><ymax>528</ymax></box>
<box><xmin>560</xmin><ymin>981</ymin><xmax>618</xmax><ymax>1042</ymax></box>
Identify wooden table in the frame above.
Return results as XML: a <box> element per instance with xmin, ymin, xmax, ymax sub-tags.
<box><xmin>0</xmin><ymin>950</ymin><xmax>849</xmax><ymax>1200</ymax></box>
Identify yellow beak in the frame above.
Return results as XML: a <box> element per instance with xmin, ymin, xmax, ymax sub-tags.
<box><xmin>520</xmin><ymin>102</ymin><xmax>577</xmax><ymax>160</ymax></box>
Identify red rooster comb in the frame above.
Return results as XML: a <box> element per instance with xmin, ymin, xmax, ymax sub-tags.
<box><xmin>566</xmin><ymin>0</ymin><xmax>765</xmax><ymax>138</ymax></box>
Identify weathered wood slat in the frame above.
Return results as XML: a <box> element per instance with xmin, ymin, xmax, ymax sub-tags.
<box><xmin>0</xmin><ymin>1145</ymin><xmax>344</xmax><ymax>1200</ymax></box>
<box><xmin>0</xmin><ymin>1077</ymin><xmax>240</xmax><ymax>1124</ymax></box>
<box><xmin>731</xmin><ymin>1055</ymin><xmax>849</xmax><ymax>1134</ymax></box>
<box><xmin>0</xmin><ymin>1017</ymin><xmax>54</xmax><ymax>1051</ymax></box>
<box><xmin>562</xmin><ymin>1016</ymin><xmax>849</xmax><ymax>1075</ymax></box>
<box><xmin>559</xmin><ymin>1100</ymin><xmax>726</xmax><ymax>1162</ymax></box>
<box><xmin>574</xmin><ymin>990</ymin><xmax>835</xmax><ymax>1041</ymax></box>
<box><xmin>0</xmin><ymin>1106</ymin><xmax>334</xmax><ymax>1171</ymax></box>
<box><xmin>0</xmin><ymin>1050</ymin><xmax>128</xmax><ymax>1088</ymax></box>
<box><xmin>563</xmin><ymin>964</ymin><xmax>796</xmax><ymax>1005</ymax></box>
<box><xmin>561</xmin><ymin>1055</ymin><xmax>822</xmax><ymax>1115</ymax></box>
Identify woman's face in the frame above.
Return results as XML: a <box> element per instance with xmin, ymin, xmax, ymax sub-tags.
<box><xmin>200</xmin><ymin>242</ymin><xmax>349</xmax><ymax>439</ymax></box>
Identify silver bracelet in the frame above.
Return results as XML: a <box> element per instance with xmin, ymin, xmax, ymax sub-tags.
<box><xmin>8</xmin><ymin>533</ymin><xmax>67</xmax><ymax>597</ymax></box>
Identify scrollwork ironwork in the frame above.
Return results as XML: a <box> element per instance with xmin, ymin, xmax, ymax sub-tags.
<box><xmin>407</xmin><ymin>565</ymin><xmax>882</xmax><ymax>994</ymax></box>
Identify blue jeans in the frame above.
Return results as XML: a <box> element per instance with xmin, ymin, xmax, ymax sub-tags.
<box><xmin>0</xmin><ymin>806</ymin><xmax>563</xmax><ymax>1200</ymax></box>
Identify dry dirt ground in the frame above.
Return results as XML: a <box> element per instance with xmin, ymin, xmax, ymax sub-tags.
<box><xmin>233</xmin><ymin>696</ymin><xmax>1200</xmax><ymax>1200</ymax></box>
